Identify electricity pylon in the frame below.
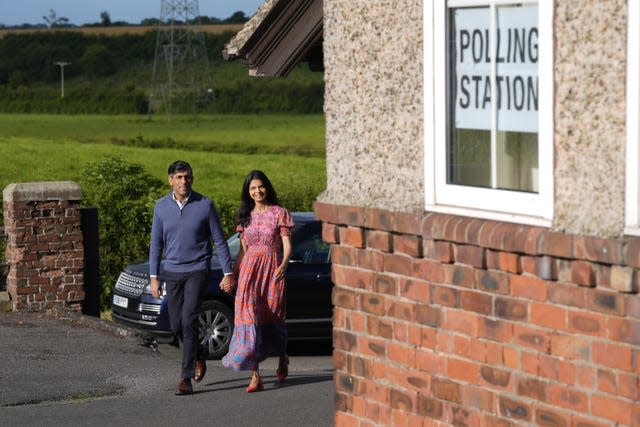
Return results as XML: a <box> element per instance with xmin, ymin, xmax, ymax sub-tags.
<box><xmin>149</xmin><ymin>0</ymin><xmax>213</xmax><ymax>121</ymax></box>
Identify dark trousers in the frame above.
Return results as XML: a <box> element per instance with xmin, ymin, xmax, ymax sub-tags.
<box><xmin>164</xmin><ymin>269</ymin><xmax>208</xmax><ymax>379</ymax></box>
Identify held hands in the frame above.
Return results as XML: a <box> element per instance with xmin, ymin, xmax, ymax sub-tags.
<box><xmin>220</xmin><ymin>274</ymin><xmax>236</xmax><ymax>294</ymax></box>
<box><xmin>150</xmin><ymin>277</ymin><xmax>162</xmax><ymax>299</ymax></box>
<box><xmin>275</xmin><ymin>264</ymin><xmax>287</xmax><ymax>281</ymax></box>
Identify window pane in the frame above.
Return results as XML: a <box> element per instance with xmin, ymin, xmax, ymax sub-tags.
<box><xmin>447</xmin><ymin>2</ymin><xmax>539</xmax><ymax>193</ymax></box>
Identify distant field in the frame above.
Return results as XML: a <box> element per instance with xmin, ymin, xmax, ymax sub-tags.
<box><xmin>0</xmin><ymin>113</ymin><xmax>326</xmax><ymax>207</ymax></box>
<box><xmin>0</xmin><ymin>24</ymin><xmax>243</xmax><ymax>38</ymax></box>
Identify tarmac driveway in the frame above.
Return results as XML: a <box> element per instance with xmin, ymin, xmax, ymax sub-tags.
<box><xmin>0</xmin><ymin>310</ymin><xmax>334</xmax><ymax>426</ymax></box>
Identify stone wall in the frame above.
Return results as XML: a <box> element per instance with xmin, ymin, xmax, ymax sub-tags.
<box><xmin>3</xmin><ymin>182</ymin><xmax>84</xmax><ymax>311</ymax></box>
<box><xmin>316</xmin><ymin>201</ymin><xmax>640</xmax><ymax>426</ymax></box>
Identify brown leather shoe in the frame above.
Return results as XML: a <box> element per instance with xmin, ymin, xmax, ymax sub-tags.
<box><xmin>194</xmin><ymin>357</ymin><xmax>207</xmax><ymax>383</ymax></box>
<box><xmin>175</xmin><ymin>378</ymin><xmax>192</xmax><ymax>395</ymax></box>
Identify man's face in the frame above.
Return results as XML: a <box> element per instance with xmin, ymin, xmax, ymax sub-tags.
<box><xmin>168</xmin><ymin>170</ymin><xmax>193</xmax><ymax>201</ymax></box>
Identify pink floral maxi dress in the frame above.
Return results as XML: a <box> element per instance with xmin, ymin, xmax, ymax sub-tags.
<box><xmin>222</xmin><ymin>206</ymin><xmax>294</xmax><ymax>371</ymax></box>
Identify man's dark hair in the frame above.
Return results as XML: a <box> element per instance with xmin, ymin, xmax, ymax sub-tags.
<box><xmin>168</xmin><ymin>160</ymin><xmax>192</xmax><ymax>176</ymax></box>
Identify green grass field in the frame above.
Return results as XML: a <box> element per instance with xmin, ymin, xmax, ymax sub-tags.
<box><xmin>0</xmin><ymin>113</ymin><xmax>327</xmax><ymax>208</ymax></box>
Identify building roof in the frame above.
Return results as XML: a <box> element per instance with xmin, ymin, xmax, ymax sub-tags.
<box><xmin>222</xmin><ymin>0</ymin><xmax>323</xmax><ymax>77</ymax></box>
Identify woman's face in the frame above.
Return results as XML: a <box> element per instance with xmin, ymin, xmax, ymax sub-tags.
<box><xmin>248</xmin><ymin>179</ymin><xmax>267</xmax><ymax>204</ymax></box>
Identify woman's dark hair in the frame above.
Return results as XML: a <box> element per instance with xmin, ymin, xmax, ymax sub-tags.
<box><xmin>236</xmin><ymin>170</ymin><xmax>279</xmax><ymax>227</ymax></box>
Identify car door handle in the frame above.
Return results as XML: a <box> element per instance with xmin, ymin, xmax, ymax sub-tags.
<box><xmin>316</xmin><ymin>273</ymin><xmax>330</xmax><ymax>280</ymax></box>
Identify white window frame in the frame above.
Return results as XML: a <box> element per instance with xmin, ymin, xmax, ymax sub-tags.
<box><xmin>424</xmin><ymin>0</ymin><xmax>554</xmax><ymax>227</ymax></box>
<box><xmin>625</xmin><ymin>0</ymin><xmax>640</xmax><ymax>235</ymax></box>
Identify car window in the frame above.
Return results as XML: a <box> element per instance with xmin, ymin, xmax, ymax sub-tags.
<box><xmin>291</xmin><ymin>222</ymin><xmax>330</xmax><ymax>264</ymax></box>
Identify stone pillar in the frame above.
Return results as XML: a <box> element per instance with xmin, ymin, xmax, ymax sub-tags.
<box><xmin>3</xmin><ymin>182</ymin><xmax>84</xmax><ymax>311</ymax></box>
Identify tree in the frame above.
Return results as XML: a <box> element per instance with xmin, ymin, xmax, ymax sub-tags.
<box><xmin>224</xmin><ymin>11</ymin><xmax>247</xmax><ymax>23</ymax></box>
<box><xmin>43</xmin><ymin>9</ymin><xmax>70</xmax><ymax>28</ymax></box>
<box><xmin>100</xmin><ymin>11</ymin><xmax>111</xmax><ymax>26</ymax></box>
<box><xmin>80</xmin><ymin>44</ymin><xmax>116</xmax><ymax>77</ymax></box>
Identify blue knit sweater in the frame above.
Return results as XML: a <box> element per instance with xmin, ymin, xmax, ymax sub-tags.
<box><xmin>149</xmin><ymin>190</ymin><xmax>233</xmax><ymax>276</ymax></box>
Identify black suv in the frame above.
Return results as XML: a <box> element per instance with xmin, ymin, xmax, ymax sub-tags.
<box><xmin>111</xmin><ymin>212</ymin><xmax>332</xmax><ymax>358</ymax></box>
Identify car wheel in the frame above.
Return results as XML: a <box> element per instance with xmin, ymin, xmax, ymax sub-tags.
<box><xmin>197</xmin><ymin>300</ymin><xmax>234</xmax><ymax>359</ymax></box>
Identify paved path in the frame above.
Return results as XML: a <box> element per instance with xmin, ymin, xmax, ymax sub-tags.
<box><xmin>0</xmin><ymin>311</ymin><xmax>334</xmax><ymax>426</ymax></box>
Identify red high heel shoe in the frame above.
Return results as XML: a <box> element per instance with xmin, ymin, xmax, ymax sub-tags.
<box><xmin>246</xmin><ymin>376</ymin><xmax>264</xmax><ymax>393</ymax></box>
<box><xmin>276</xmin><ymin>355</ymin><xmax>289</xmax><ymax>383</ymax></box>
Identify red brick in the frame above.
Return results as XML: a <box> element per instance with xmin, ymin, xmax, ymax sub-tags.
<box><xmin>550</xmin><ymin>334</ymin><xmax>589</xmax><ymax>361</ymax></box>
<box><xmin>445</xmin><ymin>310</ymin><xmax>480</xmax><ymax>336</ymax></box>
<box><xmin>618</xmin><ymin>372</ymin><xmax>639</xmax><ymax>400</ymax></box>
<box><xmin>367</xmin><ymin>317</ymin><xmax>393</xmax><ymax>339</ymax></box>
<box><xmin>356</xmin><ymin>248</ymin><xmax>384</xmax><ymax>271</ymax></box>
<box><xmin>321</xmin><ymin>222</ymin><xmax>339</xmax><ymax>244</ymax></box>
<box><xmin>478</xmin><ymin>221</ymin><xmax>499</xmax><ymax>248</ymax></box>
<box><xmin>571</xmin><ymin>415</ymin><xmax>613</xmax><ymax>427</ymax></box>
<box><xmin>423</xmin><ymin>213</ymin><xmax>452</xmax><ymax>240</ymax></box>
<box><xmin>399</xmin><ymin>277</ymin><xmax>429</xmax><ymax>303</ymax></box>
<box><xmin>531</xmin><ymin>303</ymin><xmax>566</xmax><ymax>330</ymax></box>
<box><xmin>394</xmin><ymin>234</ymin><xmax>423</xmax><ymax>257</ymax></box>
<box><xmin>313</xmin><ymin>201</ymin><xmax>339</xmax><ymax>223</ymax></box>
<box><xmin>498</xmin><ymin>252</ymin><xmax>521</xmax><ymax>274</ymax></box>
<box><xmin>591</xmin><ymin>394</ymin><xmax>635</xmax><ymax>425</ymax></box>
<box><xmin>395</xmin><ymin>211</ymin><xmax>422</xmax><ymax>235</ymax></box>
<box><xmin>443</xmin><ymin>216</ymin><xmax>465</xmax><ymax>242</ymax></box>
<box><xmin>338</xmin><ymin>205</ymin><xmax>365</xmax><ymax>227</ymax></box>
<box><xmin>608</xmin><ymin>317</ymin><xmax>640</xmax><ymax>346</ymax></box>
<box><xmin>592</xmin><ymin>341</ymin><xmax>633</xmax><ymax>371</ymax></box>
<box><xmin>415</xmin><ymin>304</ymin><xmax>441</xmax><ymax>327</ymax></box>
<box><xmin>460</xmin><ymin>290</ymin><xmax>492</xmax><ymax>315</ymax></box>
<box><xmin>357</xmin><ymin>336</ymin><xmax>386</xmax><ymax>357</ymax></box>
<box><xmin>503</xmin><ymin>347</ymin><xmax>519</xmax><ymax>369</ymax></box>
<box><xmin>630</xmin><ymin>295</ymin><xmax>640</xmax><ymax>320</ymax></box>
<box><xmin>510</xmin><ymin>275</ymin><xmax>549</xmax><ymax>301</ymax></box>
<box><xmin>514</xmin><ymin>324</ymin><xmax>551</xmax><ymax>353</ymax></box>
<box><xmin>388</xmin><ymin>300</ymin><xmax>415</xmax><ymax>322</ymax></box>
<box><xmin>627</xmin><ymin>236</ymin><xmax>640</xmax><ymax>268</ymax></box>
<box><xmin>413</xmin><ymin>258</ymin><xmax>445</xmax><ymax>283</ymax></box>
<box><xmin>548</xmin><ymin>384</ymin><xmax>588</xmax><ymax>413</ymax></box>
<box><xmin>556</xmin><ymin>359</ymin><xmax>576</xmax><ymax>384</ymax></box>
<box><xmin>587</xmin><ymin>289</ymin><xmax>625</xmax><ymax>316</ymax></box>
<box><xmin>366</xmin><ymin>230</ymin><xmax>392</xmax><ymax>252</ymax></box>
<box><xmin>388</xmin><ymin>342</ymin><xmax>416</xmax><ymax>368</ymax></box>
<box><xmin>495</xmin><ymin>297</ymin><xmax>528</xmax><ymax>321</ymax></box>
<box><xmin>486</xmin><ymin>249</ymin><xmax>500</xmax><ymax>270</ymax></box>
<box><xmin>333</xmin><ymin>288</ymin><xmax>357</xmax><ymax>310</ymax></box>
<box><xmin>517</xmin><ymin>376</ymin><xmax>548</xmax><ymax>402</ymax></box>
<box><xmin>333</xmin><ymin>330</ymin><xmax>357</xmax><ymax>352</ymax></box>
<box><xmin>382</xmin><ymin>253</ymin><xmax>412</xmax><ymax>275</ymax></box>
<box><xmin>610</xmin><ymin>265</ymin><xmax>636</xmax><ymax>292</ymax></box>
<box><xmin>479</xmin><ymin>317</ymin><xmax>513</xmax><ymax>343</ymax></box>
<box><xmin>477</xmin><ymin>270</ymin><xmax>510</xmax><ymax>295</ymax></box>
<box><xmin>342</xmin><ymin>267</ymin><xmax>374</xmax><ymax>290</ymax></box>
<box><xmin>366</xmin><ymin>208</ymin><xmax>395</xmax><ymax>232</ymax></box>
<box><xmin>447</xmin><ymin>358</ymin><xmax>479</xmax><ymax>383</ymax></box>
<box><xmin>480</xmin><ymin>366</ymin><xmax>511</xmax><ymax>387</ymax></box>
<box><xmin>571</xmin><ymin>261</ymin><xmax>595</xmax><ymax>287</ymax></box>
<box><xmin>339</xmin><ymin>226</ymin><xmax>365</xmax><ymax>248</ymax></box>
<box><xmin>360</xmin><ymin>293</ymin><xmax>386</xmax><ymax>316</ymax></box>
<box><xmin>534</xmin><ymin>407</ymin><xmax>569</xmax><ymax>427</ymax></box>
<box><xmin>373</xmin><ymin>273</ymin><xmax>397</xmax><ymax>295</ymax></box>
<box><xmin>575</xmin><ymin>364</ymin><xmax>596</xmax><ymax>389</ymax></box>
<box><xmin>453</xmin><ymin>244</ymin><xmax>485</xmax><ymax>268</ymax></box>
<box><xmin>331</xmin><ymin>245</ymin><xmax>355</xmax><ymax>266</ymax></box>
<box><xmin>548</xmin><ymin>282</ymin><xmax>586</xmax><ymax>309</ymax></box>
<box><xmin>463</xmin><ymin>385</ymin><xmax>495</xmax><ymax>412</ymax></box>
<box><xmin>432</xmin><ymin>378</ymin><xmax>461</xmax><ymax>403</ymax></box>
<box><xmin>568</xmin><ymin>310</ymin><xmax>605</xmax><ymax>337</ymax></box>
<box><xmin>432</xmin><ymin>285</ymin><xmax>459</xmax><ymax>308</ymax></box>
<box><xmin>499</xmin><ymin>396</ymin><xmax>532</xmax><ymax>422</ymax></box>
<box><xmin>416</xmin><ymin>394</ymin><xmax>444</xmax><ymax>418</ymax></box>
<box><xmin>596</xmin><ymin>369</ymin><xmax>616</xmax><ymax>394</ymax></box>
<box><xmin>574</xmin><ymin>235</ymin><xmax>624</xmax><ymax>264</ymax></box>
<box><xmin>443</xmin><ymin>264</ymin><xmax>476</xmax><ymax>288</ymax></box>
<box><xmin>538</xmin><ymin>231</ymin><xmax>573</xmax><ymax>258</ymax></box>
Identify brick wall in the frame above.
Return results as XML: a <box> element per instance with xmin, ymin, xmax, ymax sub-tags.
<box><xmin>315</xmin><ymin>202</ymin><xmax>640</xmax><ymax>427</ymax></box>
<box><xmin>3</xmin><ymin>182</ymin><xmax>84</xmax><ymax>311</ymax></box>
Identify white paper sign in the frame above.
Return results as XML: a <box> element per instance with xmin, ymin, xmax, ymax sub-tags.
<box><xmin>454</xmin><ymin>6</ymin><xmax>538</xmax><ymax>133</ymax></box>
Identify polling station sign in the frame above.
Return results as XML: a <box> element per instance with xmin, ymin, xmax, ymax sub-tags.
<box><xmin>454</xmin><ymin>6</ymin><xmax>538</xmax><ymax>133</ymax></box>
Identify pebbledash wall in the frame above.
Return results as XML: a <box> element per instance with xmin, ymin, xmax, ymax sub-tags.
<box><xmin>317</xmin><ymin>1</ymin><xmax>639</xmax><ymax>426</ymax></box>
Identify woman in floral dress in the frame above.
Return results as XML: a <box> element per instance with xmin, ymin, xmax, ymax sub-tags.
<box><xmin>221</xmin><ymin>170</ymin><xmax>294</xmax><ymax>392</ymax></box>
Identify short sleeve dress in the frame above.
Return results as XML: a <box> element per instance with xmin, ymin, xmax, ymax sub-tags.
<box><xmin>222</xmin><ymin>205</ymin><xmax>294</xmax><ymax>371</ymax></box>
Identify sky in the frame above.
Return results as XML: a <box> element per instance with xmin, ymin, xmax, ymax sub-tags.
<box><xmin>0</xmin><ymin>0</ymin><xmax>265</xmax><ymax>26</ymax></box>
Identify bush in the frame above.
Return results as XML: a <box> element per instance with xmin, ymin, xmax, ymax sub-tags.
<box><xmin>80</xmin><ymin>44</ymin><xmax>116</xmax><ymax>77</ymax></box>
<box><xmin>80</xmin><ymin>156</ymin><xmax>165</xmax><ymax>310</ymax></box>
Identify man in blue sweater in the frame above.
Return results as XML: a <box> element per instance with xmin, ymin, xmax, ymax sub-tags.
<box><xmin>149</xmin><ymin>160</ymin><xmax>235</xmax><ymax>395</ymax></box>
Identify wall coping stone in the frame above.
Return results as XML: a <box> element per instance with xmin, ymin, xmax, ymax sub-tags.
<box><xmin>3</xmin><ymin>181</ymin><xmax>82</xmax><ymax>203</ymax></box>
